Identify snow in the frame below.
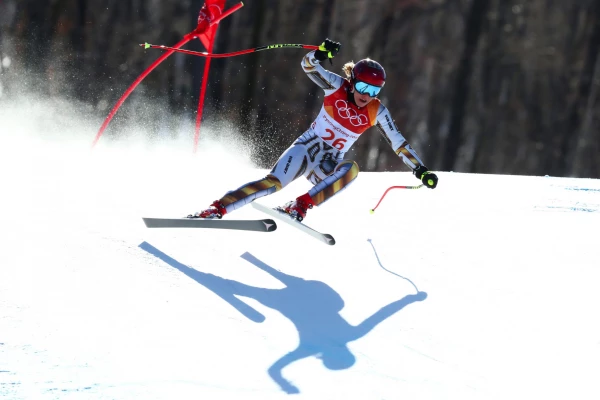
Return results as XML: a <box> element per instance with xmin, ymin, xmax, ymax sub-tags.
<box><xmin>1</xmin><ymin>112</ymin><xmax>600</xmax><ymax>399</ymax></box>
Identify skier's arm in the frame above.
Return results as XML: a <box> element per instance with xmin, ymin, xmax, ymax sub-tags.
<box><xmin>375</xmin><ymin>105</ymin><xmax>425</xmax><ymax>170</ymax></box>
<box><xmin>375</xmin><ymin>105</ymin><xmax>439</xmax><ymax>188</ymax></box>
<box><xmin>351</xmin><ymin>293</ymin><xmax>427</xmax><ymax>340</ymax></box>
<box><xmin>301</xmin><ymin>39</ymin><xmax>344</xmax><ymax>93</ymax></box>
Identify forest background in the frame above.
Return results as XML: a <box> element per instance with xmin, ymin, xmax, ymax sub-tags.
<box><xmin>1</xmin><ymin>0</ymin><xmax>599</xmax><ymax>177</ymax></box>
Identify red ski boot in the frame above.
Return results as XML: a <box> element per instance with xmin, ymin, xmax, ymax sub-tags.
<box><xmin>278</xmin><ymin>193</ymin><xmax>315</xmax><ymax>222</ymax></box>
<box><xmin>188</xmin><ymin>200</ymin><xmax>227</xmax><ymax>219</ymax></box>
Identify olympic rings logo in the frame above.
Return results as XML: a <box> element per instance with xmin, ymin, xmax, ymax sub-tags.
<box><xmin>335</xmin><ymin>100</ymin><xmax>368</xmax><ymax>126</ymax></box>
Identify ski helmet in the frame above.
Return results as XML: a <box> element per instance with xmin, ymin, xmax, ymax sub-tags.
<box><xmin>351</xmin><ymin>59</ymin><xmax>386</xmax><ymax>87</ymax></box>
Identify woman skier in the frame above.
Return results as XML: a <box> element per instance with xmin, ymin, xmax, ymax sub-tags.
<box><xmin>190</xmin><ymin>39</ymin><xmax>438</xmax><ymax>221</ymax></box>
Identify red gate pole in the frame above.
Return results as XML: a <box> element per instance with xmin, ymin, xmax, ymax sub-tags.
<box><xmin>91</xmin><ymin>37</ymin><xmax>192</xmax><ymax>149</ymax></box>
<box><xmin>91</xmin><ymin>1</ymin><xmax>243</xmax><ymax>150</ymax></box>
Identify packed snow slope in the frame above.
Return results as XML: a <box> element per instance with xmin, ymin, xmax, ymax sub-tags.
<box><xmin>1</xmin><ymin>100</ymin><xmax>599</xmax><ymax>400</ymax></box>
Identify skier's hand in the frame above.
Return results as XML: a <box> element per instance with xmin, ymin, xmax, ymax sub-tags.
<box><xmin>315</xmin><ymin>38</ymin><xmax>341</xmax><ymax>62</ymax></box>
<box><xmin>413</xmin><ymin>166</ymin><xmax>438</xmax><ymax>189</ymax></box>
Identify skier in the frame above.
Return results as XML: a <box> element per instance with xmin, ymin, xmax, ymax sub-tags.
<box><xmin>191</xmin><ymin>39</ymin><xmax>438</xmax><ymax>221</ymax></box>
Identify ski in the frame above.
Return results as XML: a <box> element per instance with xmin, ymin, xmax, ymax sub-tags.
<box><xmin>142</xmin><ymin>217</ymin><xmax>277</xmax><ymax>232</ymax></box>
<box><xmin>250</xmin><ymin>202</ymin><xmax>336</xmax><ymax>245</ymax></box>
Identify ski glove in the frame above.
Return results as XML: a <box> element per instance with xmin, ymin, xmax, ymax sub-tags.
<box><xmin>413</xmin><ymin>166</ymin><xmax>438</xmax><ymax>189</ymax></box>
<box><xmin>315</xmin><ymin>38</ymin><xmax>341</xmax><ymax>62</ymax></box>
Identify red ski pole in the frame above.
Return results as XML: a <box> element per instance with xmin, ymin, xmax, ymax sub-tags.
<box><xmin>370</xmin><ymin>184</ymin><xmax>424</xmax><ymax>213</ymax></box>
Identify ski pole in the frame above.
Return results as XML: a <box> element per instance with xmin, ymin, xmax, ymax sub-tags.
<box><xmin>370</xmin><ymin>184</ymin><xmax>424</xmax><ymax>213</ymax></box>
<box><xmin>140</xmin><ymin>42</ymin><xmax>320</xmax><ymax>59</ymax></box>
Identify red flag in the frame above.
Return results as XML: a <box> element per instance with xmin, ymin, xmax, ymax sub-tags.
<box><xmin>191</xmin><ymin>0</ymin><xmax>226</xmax><ymax>51</ymax></box>
<box><xmin>92</xmin><ymin>1</ymin><xmax>242</xmax><ymax>150</ymax></box>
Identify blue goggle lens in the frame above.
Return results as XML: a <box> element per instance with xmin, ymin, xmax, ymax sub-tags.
<box><xmin>354</xmin><ymin>81</ymin><xmax>382</xmax><ymax>97</ymax></box>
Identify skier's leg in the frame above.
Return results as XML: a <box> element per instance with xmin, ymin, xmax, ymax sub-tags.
<box><xmin>307</xmin><ymin>160</ymin><xmax>359</xmax><ymax>205</ymax></box>
<box><xmin>295</xmin><ymin>159</ymin><xmax>359</xmax><ymax>209</ymax></box>
<box><xmin>190</xmin><ymin>174</ymin><xmax>282</xmax><ymax>218</ymax></box>
<box><xmin>218</xmin><ymin>175</ymin><xmax>282</xmax><ymax>213</ymax></box>
<box><xmin>278</xmin><ymin>160</ymin><xmax>359</xmax><ymax>221</ymax></box>
<box><xmin>268</xmin><ymin>142</ymin><xmax>313</xmax><ymax>188</ymax></box>
<box><xmin>195</xmin><ymin>142</ymin><xmax>316</xmax><ymax>217</ymax></box>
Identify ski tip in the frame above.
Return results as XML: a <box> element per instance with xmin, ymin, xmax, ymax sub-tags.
<box><xmin>144</xmin><ymin>42</ymin><xmax>151</xmax><ymax>49</ymax></box>
<box><xmin>324</xmin><ymin>234</ymin><xmax>336</xmax><ymax>245</ymax></box>
<box><xmin>262</xmin><ymin>219</ymin><xmax>278</xmax><ymax>232</ymax></box>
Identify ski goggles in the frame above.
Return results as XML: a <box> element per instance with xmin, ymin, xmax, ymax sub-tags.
<box><xmin>354</xmin><ymin>81</ymin><xmax>382</xmax><ymax>97</ymax></box>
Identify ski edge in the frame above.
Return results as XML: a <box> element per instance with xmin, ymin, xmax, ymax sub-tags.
<box><xmin>250</xmin><ymin>202</ymin><xmax>336</xmax><ymax>245</ymax></box>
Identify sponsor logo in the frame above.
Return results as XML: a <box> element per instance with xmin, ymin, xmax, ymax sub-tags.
<box><xmin>321</xmin><ymin>115</ymin><xmax>345</xmax><ymax>135</ymax></box>
<box><xmin>335</xmin><ymin>100</ymin><xmax>368</xmax><ymax>126</ymax></box>
<box><xmin>262</xmin><ymin>221</ymin><xmax>275</xmax><ymax>231</ymax></box>
<box><xmin>320</xmin><ymin>114</ymin><xmax>359</xmax><ymax>140</ymax></box>
<box><xmin>268</xmin><ymin>44</ymin><xmax>302</xmax><ymax>49</ymax></box>
<box><xmin>283</xmin><ymin>156</ymin><xmax>293</xmax><ymax>174</ymax></box>
<box><xmin>385</xmin><ymin>115</ymin><xmax>395</xmax><ymax>131</ymax></box>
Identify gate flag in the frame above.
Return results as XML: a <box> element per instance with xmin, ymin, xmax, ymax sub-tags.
<box><xmin>92</xmin><ymin>1</ymin><xmax>243</xmax><ymax>152</ymax></box>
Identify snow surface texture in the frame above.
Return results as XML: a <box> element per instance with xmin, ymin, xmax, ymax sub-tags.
<box><xmin>1</xmin><ymin>97</ymin><xmax>600</xmax><ymax>400</ymax></box>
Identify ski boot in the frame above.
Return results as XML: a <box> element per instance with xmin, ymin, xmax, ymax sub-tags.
<box><xmin>187</xmin><ymin>200</ymin><xmax>227</xmax><ymax>219</ymax></box>
<box><xmin>277</xmin><ymin>193</ymin><xmax>315</xmax><ymax>222</ymax></box>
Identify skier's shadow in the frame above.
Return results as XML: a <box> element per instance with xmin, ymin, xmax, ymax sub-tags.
<box><xmin>139</xmin><ymin>242</ymin><xmax>427</xmax><ymax>394</ymax></box>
